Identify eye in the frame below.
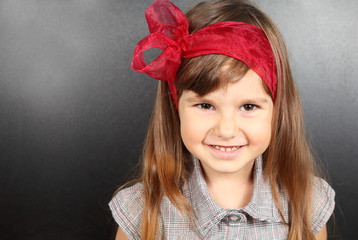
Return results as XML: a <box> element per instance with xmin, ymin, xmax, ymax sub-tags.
<box><xmin>196</xmin><ymin>103</ymin><xmax>214</xmax><ymax>110</ymax></box>
<box><xmin>239</xmin><ymin>104</ymin><xmax>258</xmax><ymax>111</ymax></box>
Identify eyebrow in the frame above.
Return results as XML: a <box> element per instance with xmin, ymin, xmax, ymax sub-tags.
<box><xmin>185</xmin><ymin>96</ymin><xmax>270</xmax><ymax>104</ymax></box>
<box><xmin>185</xmin><ymin>96</ymin><xmax>204</xmax><ymax>102</ymax></box>
<box><xmin>240</xmin><ymin>97</ymin><xmax>270</xmax><ymax>104</ymax></box>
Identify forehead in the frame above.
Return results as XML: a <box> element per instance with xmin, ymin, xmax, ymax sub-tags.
<box><xmin>176</xmin><ymin>55</ymin><xmax>250</xmax><ymax>97</ymax></box>
<box><xmin>181</xmin><ymin>69</ymin><xmax>272</xmax><ymax>102</ymax></box>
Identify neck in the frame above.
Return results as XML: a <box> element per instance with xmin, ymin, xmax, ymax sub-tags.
<box><xmin>203</xmin><ymin>161</ymin><xmax>255</xmax><ymax>209</ymax></box>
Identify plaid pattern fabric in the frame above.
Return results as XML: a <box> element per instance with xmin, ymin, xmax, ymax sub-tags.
<box><xmin>109</xmin><ymin>156</ymin><xmax>335</xmax><ymax>239</ymax></box>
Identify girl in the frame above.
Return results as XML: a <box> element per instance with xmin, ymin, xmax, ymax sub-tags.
<box><xmin>109</xmin><ymin>0</ymin><xmax>335</xmax><ymax>239</ymax></box>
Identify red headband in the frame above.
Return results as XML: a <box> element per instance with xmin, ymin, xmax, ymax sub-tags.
<box><xmin>131</xmin><ymin>0</ymin><xmax>277</xmax><ymax>108</ymax></box>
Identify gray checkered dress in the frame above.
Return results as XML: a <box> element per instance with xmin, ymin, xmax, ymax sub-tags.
<box><xmin>109</xmin><ymin>156</ymin><xmax>335</xmax><ymax>239</ymax></box>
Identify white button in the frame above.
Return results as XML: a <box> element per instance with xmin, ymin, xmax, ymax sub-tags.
<box><xmin>228</xmin><ymin>214</ymin><xmax>241</xmax><ymax>222</ymax></box>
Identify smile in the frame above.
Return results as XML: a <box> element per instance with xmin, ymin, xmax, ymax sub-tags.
<box><xmin>211</xmin><ymin>145</ymin><xmax>239</xmax><ymax>152</ymax></box>
<box><xmin>207</xmin><ymin>144</ymin><xmax>245</xmax><ymax>159</ymax></box>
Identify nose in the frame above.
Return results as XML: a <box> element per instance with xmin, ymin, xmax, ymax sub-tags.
<box><xmin>214</xmin><ymin>113</ymin><xmax>237</xmax><ymax>139</ymax></box>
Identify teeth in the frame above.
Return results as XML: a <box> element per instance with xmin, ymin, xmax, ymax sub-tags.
<box><xmin>213</xmin><ymin>145</ymin><xmax>239</xmax><ymax>152</ymax></box>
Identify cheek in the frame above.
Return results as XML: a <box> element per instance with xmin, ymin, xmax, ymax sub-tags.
<box><xmin>180</xmin><ymin>121</ymin><xmax>194</xmax><ymax>144</ymax></box>
<box><xmin>180</xmin><ymin>112</ymin><xmax>208</xmax><ymax>145</ymax></box>
<box><xmin>245</xmin><ymin>118</ymin><xmax>272</xmax><ymax>148</ymax></box>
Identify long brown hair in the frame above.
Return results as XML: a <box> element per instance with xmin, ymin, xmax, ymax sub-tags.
<box><xmin>125</xmin><ymin>0</ymin><xmax>319</xmax><ymax>239</ymax></box>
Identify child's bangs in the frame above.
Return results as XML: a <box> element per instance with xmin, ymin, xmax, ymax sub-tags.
<box><xmin>176</xmin><ymin>55</ymin><xmax>250</xmax><ymax>98</ymax></box>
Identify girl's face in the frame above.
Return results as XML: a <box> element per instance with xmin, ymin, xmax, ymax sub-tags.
<box><xmin>178</xmin><ymin>69</ymin><xmax>274</xmax><ymax>179</ymax></box>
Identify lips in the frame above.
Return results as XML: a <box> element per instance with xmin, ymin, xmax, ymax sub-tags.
<box><xmin>211</xmin><ymin>145</ymin><xmax>239</xmax><ymax>152</ymax></box>
<box><xmin>208</xmin><ymin>144</ymin><xmax>246</xmax><ymax>158</ymax></box>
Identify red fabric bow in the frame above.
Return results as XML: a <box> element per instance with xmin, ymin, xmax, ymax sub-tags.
<box><xmin>131</xmin><ymin>0</ymin><xmax>277</xmax><ymax>108</ymax></box>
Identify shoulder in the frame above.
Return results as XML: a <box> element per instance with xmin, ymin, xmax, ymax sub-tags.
<box><xmin>110</xmin><ymin>182</ymin><xmax>144</xmax><ymax>208</ymax></box>
<box><xmin>311</xmin><ymin>177</ymin><xmax>335</xmax><ymax>235</ymax></box>
<box><xmin>109</xmin><ymin>183</ymin><xmax>144</xmax><ymax>239</ymax></box>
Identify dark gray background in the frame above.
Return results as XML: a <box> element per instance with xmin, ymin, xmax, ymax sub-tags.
<box><xmin>0</xmin><ymin>0</ymin><xmax>356</xmax><ymax>239</ymax></box>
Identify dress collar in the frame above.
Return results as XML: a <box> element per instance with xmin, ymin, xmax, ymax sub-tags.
<box><xmin>183</xmin><ymin>156</ymin><xmax>289</xmax><ymax>238</ymax></box>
